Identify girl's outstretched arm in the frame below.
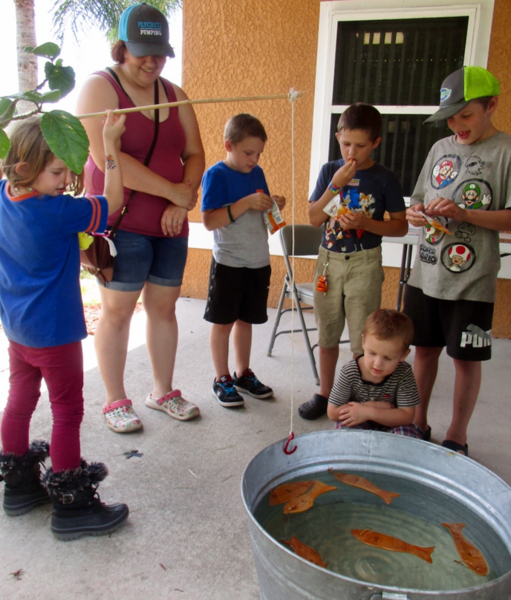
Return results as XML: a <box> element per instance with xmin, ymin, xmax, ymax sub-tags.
<box><xmin>101</xmin><ymin>111</ymin><xmax>126</xmax><ymax>215</ymax></box>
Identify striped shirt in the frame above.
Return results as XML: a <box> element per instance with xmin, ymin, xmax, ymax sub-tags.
<box><xmin>329</xmin><ymin>358</ymin><xmax>419</xmax><ymax>408</ymax></box>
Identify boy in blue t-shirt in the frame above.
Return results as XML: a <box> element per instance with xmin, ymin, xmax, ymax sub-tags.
<box><xmin>299</xmin><ymin>103</ymin><xmax>408</xmax><ymax>420</ymax></box>
<box><xmin>201</xmin><ymin>114</ymin><xmax>286</xmax><ymax>408</ymax></box>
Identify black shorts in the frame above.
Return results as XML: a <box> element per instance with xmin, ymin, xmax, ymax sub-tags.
<box><xmin>204</xmin><ymin>258</ymin><xmax>271</xmax><ymax>325</ymax></box>
<box><xmin>403</xmin><ymin>284</ymin><xmax>493</xmax><ymax>361</ymax></box>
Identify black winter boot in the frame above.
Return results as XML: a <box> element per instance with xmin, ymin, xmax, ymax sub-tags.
<box><xmin>42</xmin><ymin>460</ymin><xmax>129</xmax><ymax>541</ymax></box>
<box><xmin>0</xmin><ymin>440</ymin><xmax>51</xmax><ymax>516</ymax></box>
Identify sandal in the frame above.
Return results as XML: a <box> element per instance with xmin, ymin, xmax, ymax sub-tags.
<box><xmin>145</xmin><ymin>389</ymin><xmax>200</xmax><ymax>421</ymax></box>
<box><xmin>298</xmin><ymin>394</ymin><xmax>329</xmax><ymax>420</ymax></box>
<box><xmin>441</xmin><ymin>439</ymin><xmax>469</xmax><ymax>457</ymax></box>
<box><xmin>103</xmin><ymin>399</ymin><xmax>143</xmax><ymax>433</ymax></box>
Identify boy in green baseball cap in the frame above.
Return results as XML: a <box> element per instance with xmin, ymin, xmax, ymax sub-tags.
<box><xmin>403</xmin><ymin>65</ymin><xmax>511</xmax><ymax>456</ymax></box>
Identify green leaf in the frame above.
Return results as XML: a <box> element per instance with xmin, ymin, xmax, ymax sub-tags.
<box><xmin>32</xmin><ymin>43</ymin><xmax>61</xmax><ymax>60</ymax></box>
<box><xmin>40</xmin><ymin>90</ymin><xmax>62</xmax><ymax>103</ymax></box>
<box><xmin>24</xmin><ymin>46</ymin><xmax>35</xmax><ymax>54</ymax></box>
<box><xmin>41</xmin><ymin>110</ymin><xmax>89</xmax><ymax>174</ymax></box>
<box><xmin>14</xmin><ymin>90</ymin><xmax>42</xmax><ymax>104</ymax></box>
<box><xmin>44</xmin><ymin>62</ymin><xmax>75</xmax><ymax>97</ymax></box>
<box><xmin>0</xmin><ymin>99</ymin><xmax>17</xmax><ymax>129</ymax></box>
<box><xmin>0</xmin><ymin>98</ymin><xmax>13</xmax><ymax>117</ymax></box>
<box><xmin>0</xmin><ymin>129</ymin><xmax>10</xmax><ymax>160</ymax></box>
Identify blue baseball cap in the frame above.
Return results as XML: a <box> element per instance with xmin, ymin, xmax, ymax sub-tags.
<box><xmin>118</xmin><ymin>3</ymin><xmax>174</xmax><ymax>58</ymax></box>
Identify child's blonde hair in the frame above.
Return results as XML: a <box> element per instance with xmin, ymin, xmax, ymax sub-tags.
<box><xmin>2</xmin><ymin>115</ymin><xmax>83</xmax><ymax>195</ymax></box>
<box><xmin>364</xmin><ymin>309</ymin><xmax>414</xmax><ymax>352</ymax></box>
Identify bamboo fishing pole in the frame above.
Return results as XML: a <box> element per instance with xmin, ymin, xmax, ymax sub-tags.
<box><xmin>76</xmin><ymin>90</ymin><xmax>303</xmax><ymax>120</ymax></box>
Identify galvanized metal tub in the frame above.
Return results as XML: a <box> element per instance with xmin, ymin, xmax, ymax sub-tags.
<box><xmin>241</xmin><ymin>430</ymin><xmax>511</xmax><ymax>600</ymax></box>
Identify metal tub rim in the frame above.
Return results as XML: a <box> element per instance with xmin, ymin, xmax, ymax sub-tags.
<box><xmin>241</xmin><ymin>430</ymin><xmax>511</xmax><ymax>598</ymax></box>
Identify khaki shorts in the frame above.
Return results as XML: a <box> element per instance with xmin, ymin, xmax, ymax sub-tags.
<box><xmin>314</xmin><ymin>245</ymin><xmax>384</xmax><ymax>354</ymax></box>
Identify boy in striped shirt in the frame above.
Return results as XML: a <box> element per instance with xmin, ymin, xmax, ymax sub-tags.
<box><xmin>328</xmin><ymin>309</ymin><xmax>422</xmax><ymax>438</ymax></box>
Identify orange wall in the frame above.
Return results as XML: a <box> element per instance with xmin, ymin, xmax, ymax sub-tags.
<box><xmin>181</xmin><ymin>0</ymin><xmax>511</xmax><ymax>337</ymax></box>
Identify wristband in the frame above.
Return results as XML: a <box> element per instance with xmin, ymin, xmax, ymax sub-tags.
<box><xmin>227</xmin><ymin>205</ymin><xmax>235</xmax><ymax>223</ymax></box>
<box><xmin>328</xmin><ymin>181</ymin><xmax>341</xmax><ymax>195</ymax></box>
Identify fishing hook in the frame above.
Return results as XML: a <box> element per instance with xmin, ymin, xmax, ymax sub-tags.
<box><xmin>283</xmin><ymin>432</ymin><xmax>297</xmax><ymax>455</ymax></box>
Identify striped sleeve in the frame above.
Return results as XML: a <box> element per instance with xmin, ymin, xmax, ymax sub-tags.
<box><xmin>393</xmin><ymin>363</ymin><xmax>420</xmax><ymax>407</ymax></box>
<box><xmin>329</xmin><ymin>360</ymin><xmax>359</xmax><ymax>406</ymax></box>
<box><xmin>84</xmin><ymin>196</ymin><xmax>103</xmax><ymax>232</ymax></box>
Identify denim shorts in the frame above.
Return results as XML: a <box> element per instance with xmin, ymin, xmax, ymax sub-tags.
<box><xmin>101</xmin><ymin>229</ymin><xmax>188</xmax><ymax>292</ymax></box>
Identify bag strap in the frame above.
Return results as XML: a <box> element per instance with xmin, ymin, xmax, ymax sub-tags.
<box><xmin>105</xmin><ymin>68</ymin><xmax>161</xmax><ymax>236</ymax></box>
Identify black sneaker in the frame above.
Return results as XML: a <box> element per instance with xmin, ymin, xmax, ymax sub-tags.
<box><xmin>212</xmin><ymin>375</ymin><xmax>245</xmax><ymax>408</ymax></box>
<box><xmin>233</xmin><ymin>369</ymin><xmax>273</xmax><ymax>399</ymax></box>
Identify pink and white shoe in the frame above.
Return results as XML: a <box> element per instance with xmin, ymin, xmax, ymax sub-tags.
<box><xmin>145</xmin><ymin>390</ymin><xmax>200</xmax><ymax>421</ymax></box>
<box><xmin>103</xmin><ymin>399</ymin><xmax>143</xmax><ymax>433</ymax></box>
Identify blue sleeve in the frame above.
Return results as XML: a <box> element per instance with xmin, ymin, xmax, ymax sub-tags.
<box><xmin>201</xmin><ymin>166</ymin><xmax>227</xmax><ymax>211</ymax></box>
<box><xmin>254</xmin><ymin>167</ymin><xmax>270</xmax><ymax>196</ymax></box>
<box><xmin>56</xmin><ymin>194</ymin><xmax>108</xmax><ymax>235</ymax></box>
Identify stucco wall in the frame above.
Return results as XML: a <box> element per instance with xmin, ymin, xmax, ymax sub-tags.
<box><xmin>181</xmin><ymin>0</ymin><xmax>511</xmax><ymax>337</ymax></box>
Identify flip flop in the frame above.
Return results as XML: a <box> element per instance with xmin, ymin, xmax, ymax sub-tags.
<box><xmin>298</xmin><ymin>394</ymin><xmax>328</xmax><ymax>420</ymax></box>
<box><xmin>442</xmin><ymin>439</ymin><xmax>469</xmax><ymax>457</ymax></box>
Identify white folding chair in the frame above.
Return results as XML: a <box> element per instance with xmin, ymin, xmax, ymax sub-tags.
<box><xmin>267</xmin><ymin>224</ymin><xmax>323</xmax><ymax>384</ymax></box>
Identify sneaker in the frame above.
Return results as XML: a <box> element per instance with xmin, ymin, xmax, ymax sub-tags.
<box><xmin>103</xmin><ymin>399</ymin><xmax>143</xmax><ymax>433</ymax></box>
<box><xmin>145</xmin><ymin>389</ymin><xmax>200</xmax><ymax>421</ymax></box>
<box><xmin>212</xmin><ymin>375</ymin><xmax>245</xmax><ymax>408</ymax></box>
<box><xmin>233</xmin><ymin>369</ymin><xmax>273</xmax><ymax>399</ymax></box>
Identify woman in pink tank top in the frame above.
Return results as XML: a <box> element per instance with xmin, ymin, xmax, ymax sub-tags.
<box><xmin>76</xmin><ymin>4</ymin><xmax>205</xmax><ymax>433</ymax></box>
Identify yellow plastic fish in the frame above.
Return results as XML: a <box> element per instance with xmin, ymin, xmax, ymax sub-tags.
<box><xmin>78</xmin><ymin>232</ymin><xmax>93</xmax><ymax>250</ymax></box>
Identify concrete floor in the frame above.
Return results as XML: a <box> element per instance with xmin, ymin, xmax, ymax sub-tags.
<box><xmin>1</xmin><ymin>297</ymin><xmax>511</xmax><ymax>599</ymax></box>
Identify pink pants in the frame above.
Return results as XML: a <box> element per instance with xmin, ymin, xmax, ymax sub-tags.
<box><xmin>1</xmin><ymin>340</ymin><xmax>84</xmax><ymax>472</ymax></box>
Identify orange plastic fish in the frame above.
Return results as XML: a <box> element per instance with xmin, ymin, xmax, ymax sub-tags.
<box><xmin>329</xmin><ymin>469</ymin><xmax>400</xmax><ymax>505</ymax></box>
<box><xmin>423</xmin><ymin>213</ymin><xmax>452</xmax><ymax>235</ymax></box>
<box><xmin>315</xmin><ymin>275</ymin><xmax>328</xmax><ymax>293</ymax></box>
<box><xmin>351</xmin><ymin>529</ymin><xmax>435</xmax><ymax>563</ymax></box>
<box><xmin>283</xmin><ymin>480</ymin><xmax>337</xmax><ymax>514</ymax></box>
<box><xmin>281</xmin><ymin>534</ymin><xmax>328</xmax><ymax>568</ymax></box>
<box><xmin>441</xmin><ymin>523</ymin><xmax>489</xmax><ymax>576</ymax></box>
<box><xmin>269</xmin><ymin>480</ymin><xmax>315</xmax><ymax>506</ymax></box>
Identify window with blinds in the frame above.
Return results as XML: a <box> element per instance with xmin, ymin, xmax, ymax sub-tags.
<box><xmin>329</xmin><ymin>17</ymin><xmax>468</xmax><ymax>196</ymax></box>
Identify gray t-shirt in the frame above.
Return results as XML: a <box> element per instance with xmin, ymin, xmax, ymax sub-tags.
<box><xmin>408</xmin><ymin>132</ymin><xmax>511</xmax><ymax>302</ymax></box>
<box><xmin>201</xmin><ymin>161</ymin><xmax>270</xmax><ymax>269</ymax></box>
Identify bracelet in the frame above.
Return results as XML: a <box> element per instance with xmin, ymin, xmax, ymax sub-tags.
<box><xmin>227</xmin><ymin>205</ymin><xmax>235</xmax><ymax>223</ymax></box>
<box><xmin>328</xmin><ymin>181</ymin><xmax>341</xmax><ymax>195</ymax></box>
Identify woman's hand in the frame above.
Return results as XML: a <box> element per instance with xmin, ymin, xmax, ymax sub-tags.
<box><xmin>168</xmin><ymin>180</ymin><xmax>197</xmax><ymax>211</ymax></box>
<box><xmin>161</xmin><ymin>205</ymin><xmax>188</xmax><ymax>236</ymax></box>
